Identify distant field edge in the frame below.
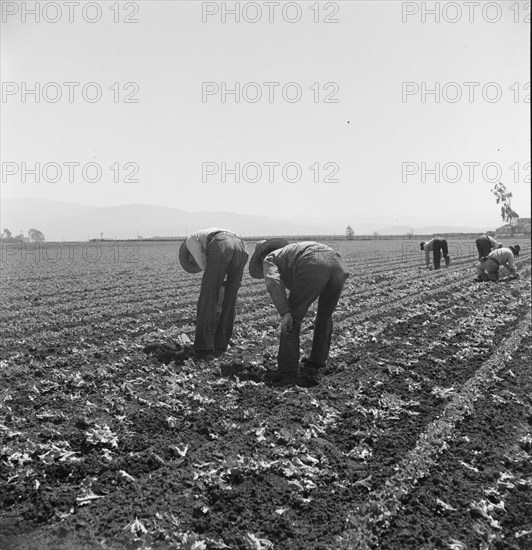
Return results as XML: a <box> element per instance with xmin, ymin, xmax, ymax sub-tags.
<box><xmin>2</xmin><ymin>233</ymin><xmax>529</xmax><ymax>245</ymax></box>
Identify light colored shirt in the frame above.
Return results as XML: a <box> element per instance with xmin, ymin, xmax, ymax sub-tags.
<box><xmin>185</xmin><ymin>227</ymin><xmax>227</xmax><ymax>271</ymax></box>
<box><xmin>486</xmin><ymin>247</ymin><xmax>517</xmax><ymax>275</ymax></box>
<box><xmin>423</xmin><ymin>237</ymin><xmax>441</xmax><ymax>266</ymax></box>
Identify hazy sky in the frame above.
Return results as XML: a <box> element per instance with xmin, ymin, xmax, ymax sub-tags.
<box><xmin>1</xmin><ymin>1</ymin><xmax>530</xmax><ymax>227</ymax></box>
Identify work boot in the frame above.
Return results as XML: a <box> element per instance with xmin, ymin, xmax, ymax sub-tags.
<box><xmin>300</xmin><ymin>357</ymin><xmax>324</xmax><ymax>386</ymax></box>
<box><xmin>301</xmin><ymin>357</ymin><xmax>324</xmax><ymax>369</ymax></box>
<box><xmin>297</xmin><ymin>371</ymin><xmax>321</xmax><ymax>387</ymax></box>
<box><xmin>193</xmin><ymin>350</ymin><xmax>215</xmax><ymax>361</ymax></box>
<box><xmin>444</xmin><ymin>255</ymin><xmax>451</xmax><ymax>267</ymax></box>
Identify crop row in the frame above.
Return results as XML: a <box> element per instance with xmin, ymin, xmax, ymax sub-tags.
<box><xmin>1</xmin><ymin>240</ymin><xmax>528</xmax><ymax>326</ymax></box>
<box><xmin>1</xmin><ymin>251</ymin><xmax>529</xmax><ymax>366</ymax></box>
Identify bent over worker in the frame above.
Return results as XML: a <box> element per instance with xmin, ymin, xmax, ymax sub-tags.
<box><xmin>420</xmin><ymin>237</ymin><xmax>450</xmax><ymax>270</ymax></box>
<box><xmin>179</xmin><ymin>228</ymin><xmax>248</xmax><ymax>356</ymax></box>
<box><xmin>475</xmin><ymin>234</ymin><xmax>500</xmax><ymax>259</ymax></box>
<box><xmin>475</xmin><ymin>245</ymin><xmax>520</xmax><ymax>282</ymax></box>
<box><xmin>249</xmin><ymin>239</ymin><xmax>349</xmax><ymax>385</ymax></box>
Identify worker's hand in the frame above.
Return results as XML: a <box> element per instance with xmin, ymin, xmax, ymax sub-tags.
<box><xmin>280</xmin><ymin>312</ymin><xmax>293</xmax><ymax>336</ymax></box>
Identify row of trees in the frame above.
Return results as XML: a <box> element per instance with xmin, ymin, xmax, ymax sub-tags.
<box><xmin>1</xmin><ymin>228</ymin><xmax>45</xmax><ymax>242</ymax></box>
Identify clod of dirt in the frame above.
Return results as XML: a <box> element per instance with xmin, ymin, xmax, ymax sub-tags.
<box><xmin>143</xmin><ymin>342</ymin><xmax>188</xmax><ymax>364</ymax></box>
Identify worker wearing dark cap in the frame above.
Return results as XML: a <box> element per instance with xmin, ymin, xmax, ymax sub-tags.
<box><xmin>475</xmin><ymin>245</ymin><xmax>520</xmax><ymax>282</ymax></box>
<box><xmin>475</xmin><ymin>234</ymin><xmax>501</xmax><ymax>259</ymax></box>
<box><xmin>249</xmin><ymin>239</ymin><xmax>349</xmax><ymax>385</ymax></box>
<box><xmin>179</xmin><ymin>228</ymin><xmax>248</xmax><ymax>356</ymax></box>
<box><xmin>420</xmin><ymin>237</ymin><xmax>450</xmax><ymax>270</ymax></box>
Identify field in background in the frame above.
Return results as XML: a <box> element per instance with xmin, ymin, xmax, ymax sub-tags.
<box><xmin>1</xmin><ymin>239</ymin><xmax>531</xmax><ymax>550</ymax></box>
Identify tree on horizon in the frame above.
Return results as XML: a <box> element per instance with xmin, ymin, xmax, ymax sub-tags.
<box><xmin>345</xmin><ymin>225</ymin><xmax>354</xmax><ymax>240</ymax></box>
<box><xmin>29</xmin><ymin>228</ymin><xmax>46</xmax><ymax>242</ymax></box>
<box><xmin>491</xmin><ymin>182</ymin><xmax>519</xmax><ymax>234</ymax></box>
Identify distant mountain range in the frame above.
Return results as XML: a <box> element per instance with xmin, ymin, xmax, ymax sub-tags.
<box><xmin>0</xmin><ymin>198</ymin><xmax>330</xmax><ymax>240</ymax></box>
<box><xmin>1</xmin><ymin>198</ymin><xmax>498</xmax><ymax>241</ymax></box>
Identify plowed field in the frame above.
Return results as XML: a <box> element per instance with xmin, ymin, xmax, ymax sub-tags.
<box><xmin>1</xmin><ymin>239</ymin><xmax>531</xmax><ymax>550</ymax></box>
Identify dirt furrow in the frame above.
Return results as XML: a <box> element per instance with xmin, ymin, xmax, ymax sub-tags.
<box><xmin>337</xmin><ymin>312</ymin><xmax>532</xmax><ymax>550</ymax></box>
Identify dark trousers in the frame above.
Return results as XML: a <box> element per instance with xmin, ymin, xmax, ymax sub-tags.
<box><xmin>195</xmin><ymin>233</ymin><xmax>248</xmax><ymax>353</ymax></box>
<box><xmin>476</xmin><ymin>259</ymin><xmax>499</xmax><ymax>282</ymax></box>
<box><xmin>433</xmin><ymin>239</ymin><xmax>449</xmax><ymax>269</ymax></box>
<box><xmin>476</xmin><ymin>237</ymin><xmax>491</xmax><ymax>260</ymax></box>
<box><xmin>278</xmin><ymin>252</ymin><xmax>349</xmax><ymax>374</ymax></box>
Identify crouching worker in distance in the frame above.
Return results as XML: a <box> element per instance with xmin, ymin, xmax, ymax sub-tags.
<box><xmin>475</xmin><ymin>234</ymin><xmax>501</xmax><ymax>260</ymax></box>
<box><xmin>249</xmin><ymin>239</ymin><xmax>350</xmax><ymax>387</ymax></box>
<box><xmin>420</xmin><ymin>237</ymin><xmax>450</xmax><ymax>270</ymax></box>
<box><xmin>179</xmin><ymin>228</ymin><xmax>248</xmax><ymax>357</ymax></box>
<box><xmin>475</xmin><ymin>245</ymin><xmax>520</xmax><ymax>282</ymax></box>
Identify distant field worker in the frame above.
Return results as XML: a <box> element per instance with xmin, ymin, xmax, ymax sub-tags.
<box><xmin>475</xmin><ymin>245</ymin><xmax>520</xmax><ymax>282</ymax></box>
<box><xmin>475</xmin><ymin>234</ymin><xmax>501</xmax><ymax>259</ymax></box>
<box><xmin>249</xmin><ymin>239</ymin><xmax>349</xmax><ymax>386</ymax></box>
<box><xmin>420</xmin><ymin>237</ymin><xmax>450</xmax><ymax>270</ymax></box>
<box><xmin>179</xmin><ymin>228</ymin><xmax>248</xmax><ymax>356</ymax></box>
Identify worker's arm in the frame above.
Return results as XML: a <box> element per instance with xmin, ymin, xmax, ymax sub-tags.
<box><xmin>263</xmin><ymin>255</ymin><xmax>290</xmax><ymax>316</ymax></box>
<box><xmin>503</xmin><ymin>252</ymin><xmax>518</xmax><ymax>275</ymax></box>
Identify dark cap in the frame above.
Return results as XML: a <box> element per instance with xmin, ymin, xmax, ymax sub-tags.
<box><xmin>249</xmin><ymin>238</ymin><xmax>289</xmax><ymax>279</ymax></box>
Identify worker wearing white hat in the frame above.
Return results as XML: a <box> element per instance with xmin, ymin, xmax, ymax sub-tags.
<box><xmin>179</xmin><ymin>228</ymin><xmax>248</xmax><ymax>356</ymax></box>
